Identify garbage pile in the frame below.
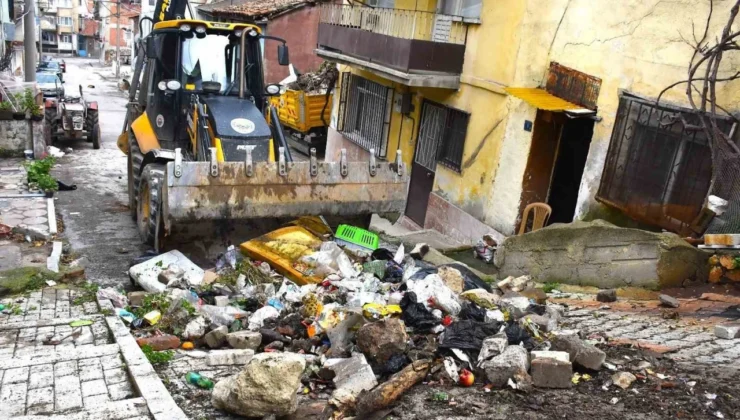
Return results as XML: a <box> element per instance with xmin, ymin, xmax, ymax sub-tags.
<box><xmin>111</xmin><ymin>219</ymin><xmax>611</xmax><ymax>417</ymax></box>
<box><xmin>286</xmin><ymin>60</ymin><xmax>339</xmax><ymax>93</ymax></box>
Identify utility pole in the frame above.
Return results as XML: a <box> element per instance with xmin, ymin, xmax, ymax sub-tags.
<box><xmin>115</xmin><ymin>0</ymin><xmax>120</xmax><ymax>79</ymax></box>
<box><xmin>24</xmin><ymin>0</ymin><xmax>37</xmax><ymax>81</ymax></box>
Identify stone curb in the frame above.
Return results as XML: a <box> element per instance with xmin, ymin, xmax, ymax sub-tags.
<box><xmin>99</xmin><ymin>296</ymin><xmax>188</xmax><ymax>420</ymax></box>
<box><xmin>47</xmin><ymin>197</ymin><xmax>57</xmax><ymax>235</ymax></box>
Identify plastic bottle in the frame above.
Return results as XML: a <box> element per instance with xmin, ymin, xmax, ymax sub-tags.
<box><xmin>186</xmin><ymin>372</ymin><xmax>214</xmax><ymax>390</ymax></box>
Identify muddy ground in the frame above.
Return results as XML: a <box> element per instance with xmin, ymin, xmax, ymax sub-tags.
<box><xmin>155</xmin><ymin>342</ymin><xmax>738</xmax><ymax>420</ymax></box>
<box><xmin>390</xmin><ymin>344</ymin><xmax>737</xmax><ymax>420</ymax></box>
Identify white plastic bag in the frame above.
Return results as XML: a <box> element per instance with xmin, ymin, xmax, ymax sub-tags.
<box><xmin>300</xmin><ymin>242</ymin><xmax>359</xmax><ymax>279</ymax></box>
<box><xmin>96</xmin><ymin>288</ymin><xmax>128</xmax><ymax>308</ymax></box>
<box><xmin>406</xmin><ymin>274</ymin><xmax>461</xmax><ymax>316</ymax></box>
<box><xmin>248</xmin><ymin>306</ymin><xmax>280</xmax><ymax>330</ymax></box>
<box><xmin>201</xmin><ymin>305</ymin><xmax>250</xmax><ymax>326</ymax></box>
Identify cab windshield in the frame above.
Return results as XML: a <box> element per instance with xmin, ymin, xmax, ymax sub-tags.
<box><xmin>178</xmin><ymin>32</ymin><xmax>262</xmax><ymax>96</ymax></box>
<box><xmin>181</xmin><ymin>34</ymin><xmax>233</xmax><ymax>93</ymax></box>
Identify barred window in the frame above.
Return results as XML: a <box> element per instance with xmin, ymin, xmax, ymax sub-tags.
<box><xmin>416</xmin><ymin>100</ymin><xmax>470</xmax><ymax>173</ymax></box>
<box><xmin>337</xmin><ymin>73</ymin><xmax>393</xmax><ymax>158</ymax></box>
<box><xmin>597</xmin><ymin>93</ymin><xmax>734</xmax><ymax>234</ymax></box>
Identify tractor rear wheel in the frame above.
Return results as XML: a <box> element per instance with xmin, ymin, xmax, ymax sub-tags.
<box><xmin>86</xmin><ymin>109</ymin><xmax>99</xmax><ymax>149</ymax></box>
<box><xmin>137</xmin><ymin>164</ymin><xmax>165</xmax><ymax>246</ymax></box>
<box><xmin>91</xmin><ymin>124</ymin><xmax>101</xmax><ymax>149</ymax></box>
<box><xmin>128</xmin><ymin>132</ymin><xmax>144</xmax><ymax>219</ymax></box>
<box><xmin>43</xmin><ymin>107</ymin><xmax>57</xmax><ymax>146</ymax></box>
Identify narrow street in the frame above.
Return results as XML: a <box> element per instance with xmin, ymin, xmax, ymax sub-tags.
<box><xmin>51</xmin><ymin>57</ymin><xmax>147</xmax><ymax>288</ymax></box>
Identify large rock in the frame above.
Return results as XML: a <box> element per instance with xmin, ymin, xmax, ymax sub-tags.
<box><xmin>550</xmin><ymin>332</ymin><xmax>605</xmax><ymax>370</ymax></box>
<box><xmin>212</xmin><ymin>352</ymin><xmax>306</xmax><ymax>417</ymax></box>
<box><xmin>482</xmin><ymin>345</ymin><xmax>529</xmax><ymax>386</ymax></box>
<box><xmin>205</xmin><ymin>326</ymin><xmax>228</xmax><ymax>349</ymax></box>
<box><xmin>356</xmin><ymin>318</ymin><xmax>408</xmax><ymax>366</ymax></box>
<box><xmin>183</xmin><ymin>316</ymin><xmax>207</xmax><ymax>340</ymax></box>
<box><xmin>531</xmin><ymin>358</ymin><xmax>572</xmax><ymax>389</ymax></box>
<box><xmin>323</xmin><ymin>353</ymin><xmax>378</xmax><ymax>408</ymax></box>
<box><xmin>227</xmin><ymin>331</ymin><xmax>262</xmax><ymax>350</ymax></box>
<box><xmin>495</xmin><ymin>220</ymin><xmax>709</xmax><ymax>289</ymax></box>
<box><xmin>207</xmin><ymin>349</ymin><xmax>255</xmax><ymax>366</ymax></box>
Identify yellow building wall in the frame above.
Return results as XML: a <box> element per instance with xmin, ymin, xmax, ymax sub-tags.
<box><xmin>329</xmin><ymin>0</ymin><xmax>740</xmax><ymax>235</ymax></box>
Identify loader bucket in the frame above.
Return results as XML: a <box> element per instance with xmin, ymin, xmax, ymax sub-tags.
<box><xmin>162</xmin><ymin>155</ymin><xmax>408</xmax><ymax>233</ymax></box>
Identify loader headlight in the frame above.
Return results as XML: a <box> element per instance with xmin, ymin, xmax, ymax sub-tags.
<box><xmin>195</xmin><ymin>26</ymin><xmax>206</xmax><ymax>34</ymax></box>
<box><xmin>166</xmin><ymin>80</ymin><xmax>181</xmax><ymax>91</ymax></box>
<box><xmin>249</xmin><ymin>29</ymin><xmax>258</xmax><ymax>37</ymax></box>
<box><xmin>265</xmin><ymin>84</ymin><xmax>281</xmax><ymax>95</ymax></box>
<box><xmin>158</xmin><ymin>80</ymin><xmax>181</xmax><ymax>91</ymax></box>
<box><xmin>234</xmin><ymin>29</ymin><xmax>243</xmax><ymax>37</ymax></box>
<box><xmin>180</xmin><ymin>24</ymin><xmax>191</xmax><ymax>32</ymax></box>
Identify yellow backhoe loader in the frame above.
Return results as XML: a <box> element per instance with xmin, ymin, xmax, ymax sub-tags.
<box><xmin>118</xmin><ymin>8</ymin><xmax>407</xmax><ymax>251</ymax></box>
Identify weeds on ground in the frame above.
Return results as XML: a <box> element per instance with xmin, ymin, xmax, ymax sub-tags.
<box><xmin>24</xmin><ymin>156</ymin><xmax>58</xmax><ymax>193</ymax></box>
<box><xmin>72</xmin><ymin>282</ymin><xmax>99</xmax><ymax>306</ymax></box>
<box><xmin>129</xmin><ymin>293</ymin><xmax>171</xmax><ymax>318</ymax></box>
<box><xmin>542</xmin><ymin>282</ymin><xmax>560</xmax><ymax>293</ymax></box>
<box><xmin>141</xmin><ymin>344</ymin><xmax>174</xmax><ymax>365</ymax></box>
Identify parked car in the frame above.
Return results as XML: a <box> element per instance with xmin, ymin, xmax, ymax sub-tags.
<box><xmin>36</xmin><ymin>72</ymin><xmax>64</xmax><ymax>98</ymax></box>
<box><xmin>37</xmin><ymin>61</ymin><xmax>63</xmax><ymax>82</ymax></box>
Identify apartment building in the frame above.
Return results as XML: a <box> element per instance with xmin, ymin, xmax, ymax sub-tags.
<box><xmin>317</xmin><ymin>0</ymin><xmax>740</xmax><ymax>243</ymax></box>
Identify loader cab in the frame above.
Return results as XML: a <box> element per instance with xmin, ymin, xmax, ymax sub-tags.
<box><xmin>142</xmin><ymin>21</ymin><xmax>267</xmax><ymax>150</ymax></box>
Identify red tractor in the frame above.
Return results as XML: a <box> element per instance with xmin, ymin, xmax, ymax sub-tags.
<box><xmin>44</xmin><ymin>85</ymin><xmax>101</xmax><ymax>149</ymax></box>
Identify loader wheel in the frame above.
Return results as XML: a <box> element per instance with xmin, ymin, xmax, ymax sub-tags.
<box><xmin>128</xmin><ymin>132</ymin><xmax>144</xmax><ymax>219</ymax></box>
<box><xmin>91</xmin><ymin>124</ymin><xmax>101</xmax><ymax>149</ymax></box>
<box><xmin>44</xmin><ymin>107</ymin><xmax>57</xmax><ymax>146</ymax></box>
<box><xmin>137</xmin><ymin>164</ymin><xmax>165</xmax><ymax>246</ymax></box>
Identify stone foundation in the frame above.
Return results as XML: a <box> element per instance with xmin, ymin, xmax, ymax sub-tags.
<box><xmin>494</xmin><ymin>220</ymin><xmax>709</xmax><ymax>289</ymax></box>
<box><xmin>0</xmin><ymin>119</ymin><xmax>45</xmax><ymax>158</ymax></box>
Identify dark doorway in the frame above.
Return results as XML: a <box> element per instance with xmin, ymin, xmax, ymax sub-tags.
<box><xmin>547</xmin><ymin>117</ymin><xmax>594</xmax><ymax>223</ymax></box>
<box><xmin>519</xmin><ymin>110</ymin><xmax>594</xmax><ymax>226</ymax></box>
<box><xmin>405</xmin><ymin>102</ymin><xmax>447</xmax><ymax>226</ymax></box>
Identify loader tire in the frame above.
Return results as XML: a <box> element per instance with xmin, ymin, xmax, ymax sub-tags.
<box><xmin>128</xmin><ymin>132</ymin><xmax>144</xmax><ymax>219</ymax></box>
<box><xmin>44</xmin><ymin>107</ymin><xmax>57</xmax><ymax>145</ymax></box>
<box><xmin>137</xmin><ymin>163</ymin><xmax>165</xmax><ymax>246</ymax></box>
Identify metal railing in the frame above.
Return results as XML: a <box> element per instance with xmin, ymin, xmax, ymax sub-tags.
<box><xmin>319</xmin><ymin>4</ymin><xmax>467</xmax><ymax>45</ymax></box>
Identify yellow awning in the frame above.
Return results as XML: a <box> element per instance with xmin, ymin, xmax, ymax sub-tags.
<box><xmin>505</xmin><ymin>87</ymin><xmax>582</xmax><ymax>112</ymax></box>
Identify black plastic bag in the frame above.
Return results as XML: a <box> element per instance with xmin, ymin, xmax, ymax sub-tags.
<box><xmin>383</xmin><ymin>260</ymin><xmax>404</xmax><ymax>283</ymax></box>
<box><xmin>408</xmin><ymin>267</ymin><xmax>438</xmax><ymax>281</ymax></box>
<box><xmin>440</xmin><ymin>264</ymin><xmax>492</xmax><ymax>292</ymax></box>
<box><xmin>371</xmin><ymin>248</ymin><xmax>395</xmax><ymax>261</ymax></box>
<box><xmin>504</xmin><ymin>322</ymin><xmax>536</xmax><ymax>350</ymax></box>
<box><xmin>384</xmin><ymin>353</ymin><xmax>409</xmax><ymax>374</ymax></box>
<box><xmin>439</xmin><ymin>319</ymin><xmax>501</xmax><ymax>351</ymax></box>
<box><xmin>459</xmin><ymin>302</ymin><xmax>486</xmax><ymax>322</ymax></box>
<box><xmin>400</xmin><ymin>292</ymin><xmax>440</xmax><ymax>332</ymax></box>
<box><xmin>526</xmin><ymin>303</ymin><xmax>547</xmax><ymax>316</ymax></box>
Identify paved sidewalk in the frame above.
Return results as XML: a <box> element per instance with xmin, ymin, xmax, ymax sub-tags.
<box><xmin>0</xmin><ymin>159</ymin><xmax>55</xmax><ymax>240</ymax></box>
<box><xmin>0</xmin><ymin>287</ymin><xmax>186</xmax><ymax>419</ymax></box>
<box><xmin>561</xmin><ymin>306</ymin><xmax>740</xmax><ymax>365</ymax></box>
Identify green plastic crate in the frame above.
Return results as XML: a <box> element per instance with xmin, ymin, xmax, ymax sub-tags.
<box><xmin>334</xmin><ymin>224</ymin><xmax>379</xmax><ymax>252</ymax></box>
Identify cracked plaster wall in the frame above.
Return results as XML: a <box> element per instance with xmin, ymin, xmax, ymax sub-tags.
<box><xmin>486</xmin><ymin>0</ymin><xmax>740</xmax><ymax>234</ymax></box>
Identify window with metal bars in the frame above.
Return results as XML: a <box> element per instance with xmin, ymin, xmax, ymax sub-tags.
<box><xmin>597</xmin><ymin>93</ymin><xmax>734</xmax><ymax>235</ymax></box>
<box><xmin>416</xmin><ymin>100</ymin><xmax>470</xmax><ymax>173</ymax></box>
<box><xmin>337</xmin><ymin>72</ymin><xmax>394</xmax><ymax>158</ymax></box>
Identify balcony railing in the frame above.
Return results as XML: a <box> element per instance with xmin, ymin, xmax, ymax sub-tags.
<box><xmin>319</xmin><ymin>4</ymin><xmax>467</xmax><ymax>45</ymax></box>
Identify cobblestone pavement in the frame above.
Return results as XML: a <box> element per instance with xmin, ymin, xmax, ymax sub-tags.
<box><xmin>561</xmin><ymin>304</ymin><xmax>740</xmax><ymax>365</ymax></box>
<box><xmin>0</xmin><ymin>287</ymin><xmax>186</xmax><ymax>419</ymax></box>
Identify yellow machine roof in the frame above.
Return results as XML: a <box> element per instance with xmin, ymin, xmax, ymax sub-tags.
<box><xmin>153</xmin><ymin>20</ymin><xmax>261</xmax><ymax>32</ymax></box>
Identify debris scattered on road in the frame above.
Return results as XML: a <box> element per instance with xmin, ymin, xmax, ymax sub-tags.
<box><xmin>659</xmin><ymin>294</ymin><xmax>680</xmax><ymax>308</ymax></box>
<box><xmin>596</xmin><ymin>289</ymin><xmax>617</xmax><ymax>303</ymax></box>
